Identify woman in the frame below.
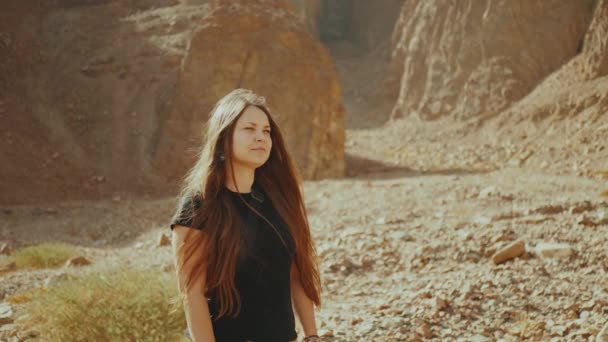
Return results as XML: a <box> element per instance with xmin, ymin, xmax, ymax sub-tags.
<box><xmin>170</xmin><ymin>88</ymin><xmax>322</xmax><ymax>342</ymax></box>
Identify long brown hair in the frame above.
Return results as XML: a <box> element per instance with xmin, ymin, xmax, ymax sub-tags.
<box><xmin>172</xmin><ymin>88</ymin><xmax>321</xmax><ymax>319</ymax></box>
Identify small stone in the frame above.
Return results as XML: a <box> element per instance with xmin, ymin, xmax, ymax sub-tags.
<box><xmin>551</xmin><ymin>325</ymin><xmax>568</xmax><ymax>337</ymax></box>
<box><xmin>597</xmin><ymin>321</ymin><xmax>608</xmax><ymax>342</ymax></box>
<box><xmin>578</xmin><ymin>215</ymin><xmax>597</xmax><ymax>226</ymax></box>
<box><xmin>597</xmin><ymin>210</ymin><xmax>606</xmax><ymax>219</ymax></box>
<box><xmin>569</xmin><ymin>201</ymin><xmax>594</xmax><ymax>214</ymax></box>
<box><xmin>492</xmin><ymin>240</ymin><xmax>525</xmax><ymax>265</ymax></box>
<box><xmin>162</xmin><ymin>262</ymin><xmax>174</xmax><ymax>273</ymax></box>
<box><xmin>0</xmin><ymin>262</ymin><xmax>16</xmax><ymax>275</ymax></box>
<box><xmin>0</xmin><ymin>302</ymin><xmax>14</xmax><ymax>325</ymax></box>
<box><xmin>435</xmin><ymin>297</ymin><xmax>450</xmax><ymax>311</ymax></box>
<box><xmin>417</xmin><ymin>291</ymin><xmax>432</xmax><ymax>299</ymax></box>
<box><xmin>417</xmin><ymin>322</ymin><xmax>432</xmax><ymax>339</ymax></box>
<box><xmin>92</xmin><ymin>239</ymin><xmax>106</xmax><ymax>247</ymax></box>
<box><xmin>64</xmin><ymin>256</ymin><xmax>92</xmax><ymax>267</ymax></box>
<box><xmin>320</xmin><ymin>329</ymin><xmax>334</xmax><ymax>338</ymax></box>
<box><xmin>535</xmin><ymin>242</ymin><xmax>572</xmax><ymax>258</ymax></box>
<box><xmin>479</xmin><ymin>186</ymin><xmax>497</xmax><ymax>198</ymax></box>
<box><xmin>158</xmin><ymin>233</ymin><xmax>171</xmax><ymax>247</ymax></box>
<box><xmin>0</xmin><ymin>243</ymin><xmax>12</xmax><ymax>256</ymax></box>
<box><xmin>472</xmin><ymin>215</ymin><xmax>492</xmax><ymax>225</ymax></box>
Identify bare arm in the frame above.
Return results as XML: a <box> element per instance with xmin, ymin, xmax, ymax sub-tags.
<box><xmin>290</xmin><ymin>261</ymin><xmax>318</xmax><ymax>338</ymax></box>
<box><xmin>172</xmin><ymin>225</ymin><xmax>216</xmax><ymax>342</ymax></box>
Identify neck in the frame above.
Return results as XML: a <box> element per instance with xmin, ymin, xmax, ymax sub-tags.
<box><xmin>224</xmin><ymin>162</ymin><xmax>255</xmax><ymax>193</ymax></box>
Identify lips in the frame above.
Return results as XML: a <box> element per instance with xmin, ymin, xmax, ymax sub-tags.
<box><xmin>251</xmin><ymin>147</ymin><xmax>266</xmax><ymax>152</ymax></box>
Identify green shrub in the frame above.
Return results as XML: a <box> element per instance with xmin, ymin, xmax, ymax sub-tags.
<box><xmin>21</xmin><ymin>266</ymin><xmax>187</xmax><ymax>342</ymax></box>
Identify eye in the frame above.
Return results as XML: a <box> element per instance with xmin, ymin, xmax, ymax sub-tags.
<box><xmin>264</xmin><ymin>129</ymin><xmax>271</xmax><ymax>134</ymax></box>
<box><xmin>244</xmin><ymin>127</ymin><xmax>254</xmax><ymax>131</ymax></box>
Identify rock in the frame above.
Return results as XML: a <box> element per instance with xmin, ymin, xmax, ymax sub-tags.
<box><xmin>92</xmin><ymin>239</ymin><xmax>106</xmax><ymax>247</ymax></box>
<box><xmin>550</xmin><ymin>325</ymin><xmax>568</xmax><ymax>337</ymax></box>
<box><xmin>598</xmin><ymin>210</ymin><xmax>608</xmax><ymax>224</ymax></box>
<box><xmin>417</xmin><ymin>291</ymin><xmax>433</xmax><ymax>299</ymax></box>
<box><xmin>64</xmin><ymin>256</ymin><xmax>92</xmax><ymax>267</ymax></box>
<box><xmin>532</xmin><ymin>204</ymin><xmax>566</xmax><ymax>215</ymax></box>
<box><xmin>491</xmin><ymin>240</ymin><xmax>525</xmax><ymax>265</ymax></box>
<box><xmin>478</xmin><ymin>186</ymin><xmax>498</xmax><ymax>198</ymax></box>
<box><xmin>534</xmin><ymin>242</ymin><xmax>573</xmax><ymax>258</ymax></box>
<box><xmin>416</xmin><ymin>322</ymin><xmax>432</xmax><ymax>339</ymax></box>
<box><xmin>386</xmin><ymin>1</ymin><xmax>591</xmax><ymax>120</ymax></box>
<box><xmin>487</xmin><ymin>0</ymin><xmax>608</xmax><ymax>153</ymax></box>
<box><xmin>569</xmin><ymin>201</ymin><xmax>594</xmax><ymax>214</ymax></box>
<box><xmin>153</xmin><ymin>0</ymin><xmax>345</xmax><ymax>181</ymax></box>
<box><xmin>320</xmin><ymin>329</ymin><xmax>334</xmax><ymax>338</ymax></box>
<box><xmin>0</xmin><ymin>262</ymin><xmax>16</xmax><ymax>276</ymax></box>
<box><xmin>158</xmin><ymin>233</ymin><xmax>171</xmax><ymax>247</ymax></box>
<box><xmin>16</xmin><ymin>330</ymin><xmax>39</xmax><ymax>340</ymax></box>
<box><xmin>472</xmin><ymin>215</ymin><xmax>492</xmax><ymax>225</ymax></box>
<box><xmin>357</xmin><ymin>321</ymin><xmax>375</xmax><ymax>334</ymax></box>
<box><xmin>578</xmin><ymin>215</ymin><xmax>597</xmax><ymax>227</ymax></box>
<box><xmin>0</xmin><ymin>302</ymin><xmax>13</xmax><ymax>325</ymax></box>
<box><xmin>435</xmin><ymin>297</ymin><xmax>450</xmax><ymax>311</ymax></box>
<box><xmin>0</xmin><ymin>243</ymin><xmax>12</xmax><ymax>256</ymax></box>
<box><xmin>162</xmin><ymin>262</ymin><xmax>174</xmax><ymax>273</ymax></box>
<box><xmin>389</xmin><ymin>230</ymin><xmax>415</xmax><ymax>242</ymax></box>
<box><xmin>598</xmin><ymin>321</ymin><xmax>608</xmax><ymax>342</ymax></box>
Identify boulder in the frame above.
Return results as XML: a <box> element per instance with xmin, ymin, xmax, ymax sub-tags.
<box><xmin>153</xmin><ymin>0</ymin><xmax>345</xmax><ymax>181</ymax></box>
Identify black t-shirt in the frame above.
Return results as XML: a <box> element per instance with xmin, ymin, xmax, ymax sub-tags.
<box><xmin>170</xmin><ymin>184</ymin><xmax>298</xmax><ymax>342</ymax></box>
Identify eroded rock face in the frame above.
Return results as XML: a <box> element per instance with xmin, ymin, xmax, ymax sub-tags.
<box><xmin>153</xmin><ymin>0</ymin><xmax>345</xmax><ymax>181</ymax></box>
<box><xmin>485</xmin><ymin>0</ymin><xmax>608</xmax><ymax>173</ymax></box>
<box><xmin>0</xmin><ymin>0</ymin><xmax>344</xmax><ymax>204</ymax></box>
<box><xmin>386</xmin><ymin>0</ymin><xmax>594</xmax><ymax>120</ymax></box>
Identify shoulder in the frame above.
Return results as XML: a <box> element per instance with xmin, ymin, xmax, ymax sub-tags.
<box><xmin>170</xmin><ymin>193</ymin><xmax>204</xmax><ymax>231</ymax></box>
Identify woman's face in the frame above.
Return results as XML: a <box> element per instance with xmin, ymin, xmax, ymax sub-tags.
<box><xmin>231</xmin><ymin>106</ymin><xmax>272</xmax><ymax>169</ymax></box>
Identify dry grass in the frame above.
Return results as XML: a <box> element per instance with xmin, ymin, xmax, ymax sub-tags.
<box><xmin>10</xmin><ymin>242</ymin><xmax>81</xmax><ymax>270</ymax></box>
<box><xmin>20</xmin><ymin>266</ymin><xmax>187</xmax><ymax>342</ymax></box>
<box><xmin>595</xmin><ymin>170</ymin><xmax>608</xmax><ymax>179</ymax></box>
<box><xmin>7</xmin><ymin>286</ymin><xmax>49</xmax><ymax>304</ymax></box>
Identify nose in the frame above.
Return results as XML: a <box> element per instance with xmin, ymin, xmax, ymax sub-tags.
<box><xmin>255</xmin><ymin>129</ymin><xmax>265</xmax><ymax>141</ymax></box>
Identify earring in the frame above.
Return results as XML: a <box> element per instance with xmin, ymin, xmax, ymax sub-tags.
<box><xmin>219</xmin><ymin>152</ymin><xmax>225</xmax><ymax>162</ymax></box>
